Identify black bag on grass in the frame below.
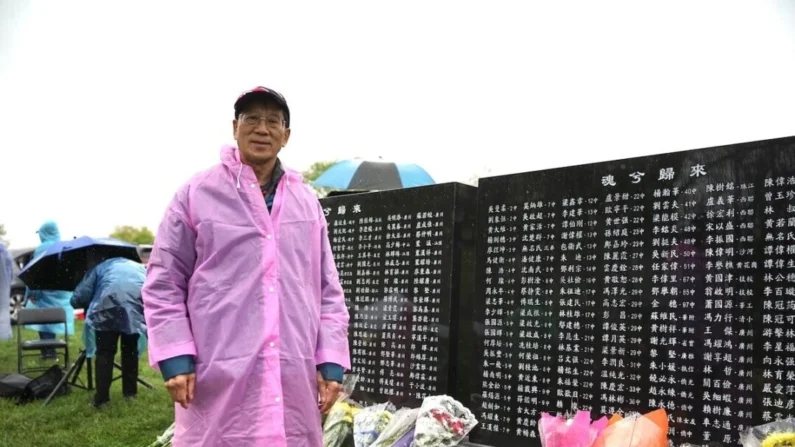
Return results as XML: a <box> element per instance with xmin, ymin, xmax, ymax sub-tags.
<box><xmin>18</xmin><ymin>364</ymin><xmax>69</xmax><ymax>404</ymax></box>
<box><xmin>0</xmin><ymin>373</ymin><xmax>31</xmax><ymax>399</ymax></box>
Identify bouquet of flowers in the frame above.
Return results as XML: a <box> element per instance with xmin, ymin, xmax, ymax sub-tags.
<box><xmin>412</xmin><ymin>395</ymin><xmax>478</xmax><ymax>447</ymax></box>
<box><xmin>370</xmin><ymin>408</ymin><xmax>420</xmax><ymax>447</ymax></box>
<box><xmin>324</xmin><ymin>400</ymin><xmax>362</xmax><ymax>447</ymax></box>
<box><xmin>353</xmin><ymin>402</ymin><xmax>397</xmax><ymax>447</ymax></box>
<box><xmin>591</xmin><ymin>409</ymin><xmax>668</xmax><ymax>447</ymax></box>
<box><xmin>538</xmin><ymin>410</ymin><xmax>608</xmax><ymax>447</ymax></box>
<box><xmin>323</xmin><ymin>373</ymin><xmax>360</xmax><ymax>424</ymax></box>
<box><xmin>323</xmin><ymin>373</ymin><xmax>362</xmax><ymax>447</ymax></box>
<box><xmin>740</xmin><ymin>418</ymin><xmax>795</xmax><ymax>447</ymax></box>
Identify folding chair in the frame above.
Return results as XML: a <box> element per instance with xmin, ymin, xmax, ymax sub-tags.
<box><xmin>17</xmin><ymin>308</ymin><xmax>70</xmax><ymax>375</ymax></box>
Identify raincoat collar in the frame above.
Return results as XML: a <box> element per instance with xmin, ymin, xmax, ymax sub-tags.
<box><xmin>220</xmin><ymin>144</ymin><xmax>303</xmax><ymax>188</ymax></box>
<box><xmin>37</xmin><ymin>220</ymin><xmax>60</xmax><ymax>243</ymax></box>
<box><xmin>262</xmin><ymin>158</ymin><xmax>285</xmax><ymax>194</ymax></box>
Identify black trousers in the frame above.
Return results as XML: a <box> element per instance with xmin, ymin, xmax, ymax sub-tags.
<box><xmin>94</xmin><ymin>331</ymin><xmax>139</xmax><ymax>405</ymax></box>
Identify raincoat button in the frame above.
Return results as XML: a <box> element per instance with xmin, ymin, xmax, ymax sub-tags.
<box><xmin>269</xmin><ymin>342</ymin><xmax>275</xmax><ymax>347</ymax></box>
<box><xmin>250</xmin><ymin>183</ymin><xmax>256</xmax><ymax>188</ymax></box>
<box><xmin>266</xmin><ymin>234</ymin><xmax>272</xmax><ymax>239</ymax></box>
<box><xmin>275</xmin><ymin>397</ymin><xmax>281</xmax><ymax>403</ymax></box>
<box><xmin>269</xmin><ymin>287</ymin><xmax>274</xmax><ymax>292</ymax></box>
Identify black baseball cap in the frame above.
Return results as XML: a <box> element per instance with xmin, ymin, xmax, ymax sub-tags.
<box><xmin>234</xmin><ymin>86</ymin><xmax>290</xmax><ymax>128</ymax></box>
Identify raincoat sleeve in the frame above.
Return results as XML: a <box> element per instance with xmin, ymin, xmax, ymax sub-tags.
<box><xmin>70</xmin><ymin>267</ymin><xmax>97</xmax><ymax>310</ymax></box>
<box><xmin>318</xmin><ymin>363</ymin><xmax>344</xmax><ymax>382</ymax></box>
<box><xmin>142</xmin><ymin>186</ymin><xmax>198</xmax><ymax>372</ymax></box>
<box><xmin>315</xmin><ymin>203</ymin><xmax>352</xmax><ymax>371</ymax></box>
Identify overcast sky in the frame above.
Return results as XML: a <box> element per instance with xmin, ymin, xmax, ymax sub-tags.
<box><xmin>1</xmin><ymin>1</ymin><xmax>794</xmax><ymax>248</ymax></box>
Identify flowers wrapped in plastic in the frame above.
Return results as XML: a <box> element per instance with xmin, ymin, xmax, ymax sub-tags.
<box><xmin>324</xmin><ymin>400</ymin><xmax>362</xmax><ymax>447</ymax></box>
<box><xmin>353</xmin><ymin>402</ymin><xmax>397</xmax><ymax>447</ymax></box>
<box><xmin>591</xmin><ymin>408</ymin><xmax>668</xmax><ymax>447</ymax></box>
<box><xmin>740</xmin><ymin>418</ymin><xmax>795</xmax><ymax>447</ymax></box>
<box><xmin>538</xmin><ymin>410</ymin><xmax>608</xmax><ymax>447</ymax></box>
<box><xmin>323</xmin><ymin>372</ymin><xmax>360</xmax><ymax>424</ymax></box>
<box><xmin>412</xmin><ymin>395</ymin><xmax>478</xmax><ymax>447</ymax></box>
<box><xmin>392</xmin><ymin>427</ymin><xmax>416</xmax><ymax>447</ymax></box>
<box><xmin>323</xmin><ymin>373</ymin><xmax>362</xmax><ymax>447</ymax></box>
<box><xmin>369</xmin><ymin>408</ymin><xmax>420</xmax><ymax>447</ymax></box>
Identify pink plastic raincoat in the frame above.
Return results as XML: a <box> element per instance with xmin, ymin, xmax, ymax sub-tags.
<box><xmin>143</xmin><ymin>145</ymin><xmax>351</xmax><ymax>446</ymax></box>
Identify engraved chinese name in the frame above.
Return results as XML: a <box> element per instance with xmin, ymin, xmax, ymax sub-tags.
<box><xmin>701</xmin><ymin>180</ymin><xmax>756</xmax><ymax>445</ymax></box>
<box><xmin>761</xmin><ymin>176</ymin><xmax>795</xmax><ymax>424</ymax></box>
<box><xmin>557</xmin><ymin>197</ymin><xmax>599</xmax><ymax>413</ymax></box>
<box><xmin>408</xmin><ymin>211</ymin><xmax>445</xmax><ymax>399</ymax></box>
<box><xmin>380</xmin><ymin>212</ymin><xmax>413</xmax><ymax>398</ymax></box>
<box><xmin>479</xmin><ymin>203</ymin><xmax>519</xmax><ymax>436</ymax></box>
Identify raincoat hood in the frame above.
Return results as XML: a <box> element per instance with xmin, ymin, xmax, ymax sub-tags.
<box><xmin>37</xmin><ymin>220</ymin><xmax>60</xmax><ymax>243</ymax></box>
<box><xmin>220</xmin><ymin>144</ymin><xmax>304</xmax><ymax>188</ymax></box>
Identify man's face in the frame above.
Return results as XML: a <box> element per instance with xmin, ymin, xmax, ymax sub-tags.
<box><xmin>233</xmin><ymin>101</ymin><xmax>291</xmax><ymax>165</ymax></box>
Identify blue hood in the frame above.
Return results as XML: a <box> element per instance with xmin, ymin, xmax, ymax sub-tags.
<box><xmin>37</xmin><ymin>221</ymin><xmax>60</xmax><ymax>244</ymax></box>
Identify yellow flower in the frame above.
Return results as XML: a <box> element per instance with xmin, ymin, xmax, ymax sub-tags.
<box><xmin>761</xmin><ymin>432</ymin><xmax>795</xmax><ymax>447</ymax></box>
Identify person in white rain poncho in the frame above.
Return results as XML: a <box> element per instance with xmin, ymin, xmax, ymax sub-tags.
<box><xmin>0</xmin><ymin>242</ymin><xmax>13</xmax><ymax>340</ymax></box>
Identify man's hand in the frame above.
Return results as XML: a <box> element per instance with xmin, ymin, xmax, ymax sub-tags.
<box><xmin>166</xmin><ymin>373</ymin><xmax>196</xmax><ymax>409</ymax></box>
<box><xmin>316</xmin><ymin>371</ymin><xmax>341</xmax><ymax>415</ymax></box>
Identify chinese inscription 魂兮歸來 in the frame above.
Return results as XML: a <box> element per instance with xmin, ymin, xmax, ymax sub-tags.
<box><xmin>473</xmin><ymin>142</ymin><xmax>795</xmax><ymax>447</ymax></box>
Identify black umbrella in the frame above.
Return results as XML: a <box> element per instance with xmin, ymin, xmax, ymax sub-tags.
<box><xmin>18</xmin><ymin>236</ymin><xmax>141</xmax><ymax>291</ymax></box>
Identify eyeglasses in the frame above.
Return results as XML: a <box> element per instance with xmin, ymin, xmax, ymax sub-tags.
<box><xmin>240</xmin><ymin>114</ymin><xmax>285</xmax><ymax>129</ymax></box>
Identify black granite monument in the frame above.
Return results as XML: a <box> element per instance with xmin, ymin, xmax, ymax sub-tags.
<box><xmin>320</xmin><ymin>182</ymin><xmax>477</xmax><ymax>409</ymax></box>
<box><xmin>467</xmin><ymin>136</ymin><xmax>795</xmax><ymax>446</ymax></box>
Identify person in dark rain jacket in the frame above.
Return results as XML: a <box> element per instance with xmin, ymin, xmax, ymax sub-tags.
<box><xmin>71</xmin><ymin>256</ymin><xmax>147</xmax><ymax>408</ymax></box>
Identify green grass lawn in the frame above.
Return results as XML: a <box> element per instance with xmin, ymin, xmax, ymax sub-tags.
<box><xmin>0</xmin><ymin>320</ymin><xmax>173</xmax><ymax>447</ymax></box>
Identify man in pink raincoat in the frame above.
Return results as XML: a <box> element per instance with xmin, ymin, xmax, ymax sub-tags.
<box><xmin>143</xmin><ymin>86</ymin><xmax>351</xmax><ymax>446</ymax></box>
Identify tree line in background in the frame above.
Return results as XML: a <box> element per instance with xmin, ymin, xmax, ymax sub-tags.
<box><xmin>109</xmin><ymin>225</ymin><xmax>155</xmax><ymax>245</ymax></box>
<box><xmin>0</xmin><ymin>161</ymin><xmax>486</xmax><ymax>248</ymax></box>
<box><xmin>303</xmin><ymin>160</ymin><xmax>337</xmax><ymax>197</ymax></box>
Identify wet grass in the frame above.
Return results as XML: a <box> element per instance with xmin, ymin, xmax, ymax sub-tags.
<box><xmin>0</xmin><ymin>321</ymin><xmax>172</xmax><ymax>447</ymax></box>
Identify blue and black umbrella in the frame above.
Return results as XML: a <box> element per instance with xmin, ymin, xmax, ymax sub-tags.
<box><xmin>18</xmin><ymin>236</ymin><xmax>141</xmax><ymax>291</ymax></box>
<box><xmin>311</xmin><ymin>159</ymin><xmax>435</xmax><ymax>191</ymax></box>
